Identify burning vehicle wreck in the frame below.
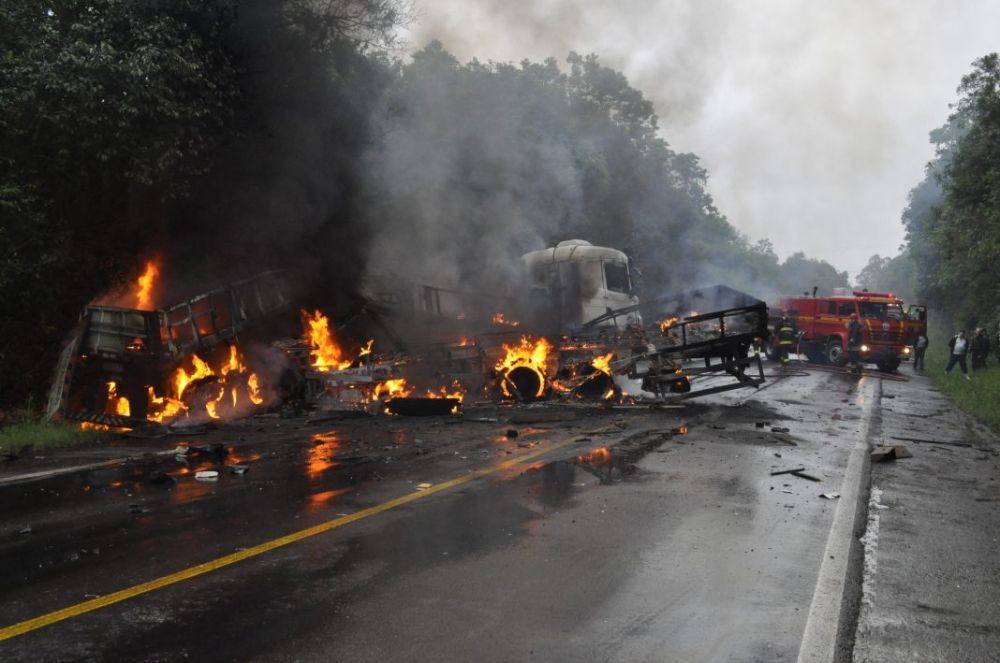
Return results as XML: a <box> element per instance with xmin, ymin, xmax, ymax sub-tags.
<box><xmin>44</xmin><ymin>242</ymin><xmax>770</xmax><ymax>430</ymax></box>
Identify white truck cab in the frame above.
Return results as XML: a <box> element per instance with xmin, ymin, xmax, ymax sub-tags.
<box><xmin>521</xmin><ymin>240</ymin><xmax>641</xmax><ymax>330</ymax></box>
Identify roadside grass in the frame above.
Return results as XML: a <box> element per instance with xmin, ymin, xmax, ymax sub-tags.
<box><xmin>924</xmin><ymin>337</ymin><xmax>1000</xmax><ymax>432</ymax></box>
<box><xmin>0</xmin><ymin>415</ymin><xmax>104</xmax><ymax>456</ymax></box>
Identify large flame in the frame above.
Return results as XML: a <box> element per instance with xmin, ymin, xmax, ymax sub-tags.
<box><xmin>106</xmin><ymin>381</ymin><xmax>130</xmax><ymax>417</ymax></box>
<box><xmin>134</xmin><ymin>260</ymin><xmax>159</xmax><ymax>310</ymax></box>
<box><xmin>374</xmin><ymin>378</ymin><xmax>411</xmax><ymax>399</ymax></box>
<box><xmin>495</xmin><ymin>336</ymin><xmax>552</xmax><ymax>399</ymax></box>
<box><xmin>302</xmin><ymin>309</ymin><xmax>356</xmax><ymax>371</ymax></box>
<box><xmin>148</xmin><ymin>345</ymin><xmax>265</xmax><ymax>424</ymax></box>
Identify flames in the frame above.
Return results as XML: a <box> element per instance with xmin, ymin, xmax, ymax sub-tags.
<box><xmin>374</xmin><ymin>378</ymin><xmax>411</xmax><ymax>399</ymax></box>
<box><xmin>592</xmin><ymin>352</ymin><xmax>614</xmax><ymax>376</ymax></box>
<box><xmin>303</xmin><ymin>309</ymin><xmax>352</xmax><ymax>370</ymax></box>
<box><xmin>495</xmin><ymin>336</ymin><xmax>552</xmax><ymax>399</ymax></box>
<box><xmin>106</xmin><ymin>381</ymin><xmax>130</xmax><ymax>416</ymax></box>
<box><xmin>492</xmin><ymin>312</ymin><xmax>520</xmax><ymax>327</ymax></box>
<box><xmin>301</xmin><ymin>309</ymin><xmax>373</xmax><ymax>372</ymax></box>
<box><xmin>660</xmin><ymin>317</ymin><xmax>679</xmax><ymax>334</ymax></box>
<box><xmin>372</xmin><ymin>378</ymin><xmax>465</xmax><ymax>404</ymax></box>
<box><xmin>90</xmin><ymin>344</ymin><xmax>269</xmax><ymax>425</ymax></box>
<box><xmin>134</xmin><ymin>260</ymin><xmax>159</xmax><ymax>310</ymax></box>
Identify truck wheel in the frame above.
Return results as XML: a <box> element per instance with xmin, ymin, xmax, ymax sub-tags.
<box><xmin>826</xmin><ymin>339</ymin><xmax>847</xmax><ymax>366</ymax></box>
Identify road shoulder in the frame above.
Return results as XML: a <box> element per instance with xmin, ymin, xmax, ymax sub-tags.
<box><xmin>852</xmin><ymin>371</ymin><xmax>1000</xmax><ymax>662</ymax></box>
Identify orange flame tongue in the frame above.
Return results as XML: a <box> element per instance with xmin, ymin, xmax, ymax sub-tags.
<box><xmin>134</xmin><ymin>260</ymin><xmax>159</xmax><ymax>310</ymax></box>
<box><xmin>107</xmin><ymin>381</ymin><xmax>130</xmax><ymax>416</ymax></box>
<box><xmin>374</xmin><ymin>378</ymin><xmax>411</xmax><ymax>399</ymax></box>
<box><xmin>302</xmin><ymin>309</ymin><xmax>353</xmax><ymax>371</ymax></box>
<box><xmin>592</xmin><ymin>352</ymin><xmax>614</xmax><ymax>376</ymax></box>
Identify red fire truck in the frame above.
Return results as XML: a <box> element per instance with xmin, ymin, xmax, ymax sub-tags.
<box><xmin>765</xmin><ymin>291</ymin><xmax>927</xmax><ymax>372</ymax></box>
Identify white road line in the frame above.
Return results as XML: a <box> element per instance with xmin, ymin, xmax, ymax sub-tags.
<box><xmin>0</xmin><ymin>451</ymin><xmax>175</xmax><ymax>487</ymax></box>
<box><xmin>796</xmin><ymin>378</ymin><xmax>879</xmax><ymax>663</ymax></box>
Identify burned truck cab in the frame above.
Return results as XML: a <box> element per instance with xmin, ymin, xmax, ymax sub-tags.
<box><xmin>521</xmin><ymin>240</ymin><xmax>641</xmax><ymax>331</ymax></box>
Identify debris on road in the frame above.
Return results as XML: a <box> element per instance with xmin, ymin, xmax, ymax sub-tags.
<box><xmin>890</xmin><ymin>436</ymin><xmax>973</xmax><ymax>449</ymax></box>
<box><xmin>18</xmin><ymin>525</ymin><xmax>32</xmax><ymax>535</ymax></box>
<box><xmin>771</xmin><ymin>426</ymin><xmax>791</xmax><ymax>433</ymax></box>
<box><xmin>506</xmin><ymin>429</ymin><xmax>519</xmax><ymax>438</ymax></box>
<box><xmin>770</xmin><ymin>467</ymin><xmax>805</xmax><ymax>476</ymax></box>
<box><xmin>872</xmin><ymin>445</ymin><xmax>912</xmax><ymax>462</ymax></box>
<box><xmin>194</xmin><ymin>470</ymin><xmax>219</xmax><ymax>481</ymax></box>
<box><xmin>228</xmin><ymin>464</ymin><xmax>249</xmax><ymax>475</ymax></box>
<box><xmin>790</xmin><ymin>470</ymin><xmax>821</xmax><ymax>482</ymax></box>
<box><xmin>820</xmin><ymin>492</ymin><xmax>841</xmax><ymax>499</ymax></box>
<box><xmin>415</xmin><ymin>482</ymin><xmax>433</xmax><ymax>491</ymax></box>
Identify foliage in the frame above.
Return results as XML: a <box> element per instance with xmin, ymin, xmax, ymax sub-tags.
<box><xmin>0</xmin><ymin>416</ymin><xmax>103</xmax><ymax>454</ymax></box>
<box><xmin>0</xmin><ymin>0</ymin><xmax>403</xmax><ymax>411</ymax></box>
<box><xmin>925</xmin><ymin>333</ymin><xmax>1000</xmax><ymax>433</ymax></box>
<box><xmin>901</xmin><ymin>53</ymin><xmax>1000</xmax><ymax>331</ymax></box>
<box><xmin>855</xmin><ymin>251</ymin><xmax>918</xmax><ymax>303</ymax></box>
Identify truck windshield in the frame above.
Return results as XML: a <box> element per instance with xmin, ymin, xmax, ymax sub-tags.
<box><xmin>859</xmin><ymin>302</ymin><xmax>904</xmax><ymax>320</ymax></box>
<box><xmin>604</xmin><ymin>261</ymin><xmax>630</xmax><ymax>294</ymax></box>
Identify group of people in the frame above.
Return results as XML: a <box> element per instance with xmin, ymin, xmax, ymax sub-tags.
<box><xmin>943</xmin><ymin>328</ymin><xmax>995</xmax><ymax>379</ymax></box>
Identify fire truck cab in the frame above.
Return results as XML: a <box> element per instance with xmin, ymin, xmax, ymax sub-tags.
<box><xmin>768</xmin><ymin>290</ymin><xmax>927</xmax><ymax>372</ymax></box>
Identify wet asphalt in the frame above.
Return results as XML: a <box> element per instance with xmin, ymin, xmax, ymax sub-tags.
<box><xmin>0</xmin><ymin>367</ymin><xmax>884</xmax><ymax>662</ymax></box>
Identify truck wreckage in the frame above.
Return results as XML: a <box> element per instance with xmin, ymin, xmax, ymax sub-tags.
<box><xmin>46</xmin><ymin>242</ymin><xmax>769</xmax><ymax>431</ymax></box>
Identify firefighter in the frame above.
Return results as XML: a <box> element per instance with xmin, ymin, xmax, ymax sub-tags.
<box><xmin>775</xmin><ymin>310</ymin><xmax>797</xmax><ymax>366</ymax></box>
<box><xmin>847</xmin><ymin>313</ymin><xmax>864</xmax><ymax>373</ymax></box>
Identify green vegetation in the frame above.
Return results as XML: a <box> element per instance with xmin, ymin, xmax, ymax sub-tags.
<box><xmin>0</xmin><ymin>417</ymin><xmax>103</xmax><ymax>455</ymax></box>
<box><xmin>922</xmin><ymin>334</ymin><xmax>1000</xmax><ymax>432</ymax></box>
<box><xmin>871</xmin><ymin>53</ymin><xmax>1000</xmax><ymax>332</ymax></box>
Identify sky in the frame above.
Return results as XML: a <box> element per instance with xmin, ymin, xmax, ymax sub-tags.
<box><xmin>399</xmin><ymin>0</ymin><xmax>999</xmax><ymax>277</ymax></box>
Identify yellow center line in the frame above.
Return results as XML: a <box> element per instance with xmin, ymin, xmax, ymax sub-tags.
<box><xmin>0</xmin><ymin>437</ymin><xmax>582</xmax><ymax>642</ymax></box>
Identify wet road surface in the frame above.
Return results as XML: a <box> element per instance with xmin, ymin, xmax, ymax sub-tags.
<box><xmin>0</xmin><ymin>368</ymin><xmax>883</xmax><ymax>661</ymax></box>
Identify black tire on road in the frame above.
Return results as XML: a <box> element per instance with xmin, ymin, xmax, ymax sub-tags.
<box><xmin>876</xmin><ymin>358</ymin><xmax>901</xmax><ymax>373</ymax></box>
<box><xmin>826</xmin><ymin>339</ymin><xmax>847</xmax><ymax>366</ymax></box>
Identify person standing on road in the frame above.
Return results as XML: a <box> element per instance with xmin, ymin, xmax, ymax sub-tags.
<box><xmin>847</xmin><ymin>313</ymin><xmax>864</xmax><ymax>374</ymax></box>
<box><xmin>945</xmin><ymin>330</ymin><xmax>971</xmax><ymax>380</ymax></box>
<box><xmin>776</xmin><ymin>311</ymin><xmax>797</xmax><ymax>366</ymax></box>
<box><xmin>913</xmin><ymin>332</ymin><xmax>928</xmax><ymax>371</ymax></box>
<box><xmin>971</xmin><ymin>328</ymin><xmax>990</xmax><ymax>371</ymax></box>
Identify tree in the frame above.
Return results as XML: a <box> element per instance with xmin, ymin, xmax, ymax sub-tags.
<box><xmin>0</xmin><ymin>0</ymin><xmax>405</xmax><ymax>411</ymax></box>
<box><xmin>900</xmin><ymin>54</ymin><xmax>1000</xmax><ymax>330</ymax></box>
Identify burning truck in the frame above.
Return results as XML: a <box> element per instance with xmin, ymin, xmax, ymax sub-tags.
<box><xmin>46</xmin><ymin>241</ymin><xmax>771</xmax><ymax>429</ymax></box>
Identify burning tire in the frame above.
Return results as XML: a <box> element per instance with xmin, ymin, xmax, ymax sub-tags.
<box><xmin>575</xmin><ymin>365</ymin><xmax>614</xmax><ymax>400</ymax></box>
<box><xmin>502</xmin><ymin>365</ymin><xmax>545</xmax><ymax>402</ymax></box>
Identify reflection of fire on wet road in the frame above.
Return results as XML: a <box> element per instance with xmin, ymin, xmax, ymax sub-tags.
<box><xmin>575</xmin><ymin>447</ymin><xmax>611</xmax><ymax>466</ymax></box>
<box><xmin>308</xmin><ymin>432</ymin><xmax>341</xmax><ymax>478</ymax></box>
<box><xmin>307</xmin><ymin>487</ymin><xmax>352</xmax><ymax>512</ymax></box>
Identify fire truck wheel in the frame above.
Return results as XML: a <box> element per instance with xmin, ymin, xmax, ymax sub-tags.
<box><xmin>826</xmin><ymin>339</ymin><xmax>847</xmax><ymax>366</ymax></box>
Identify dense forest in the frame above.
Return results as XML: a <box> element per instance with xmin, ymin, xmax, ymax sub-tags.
<box><xmin>859</xmin><ymin>54</ymin><xmax>1000</xmax><ymax>332</ymax></box>
<box><xmin>1</xmin><ymin>0</ymin><xmax>848</xmax><ymax>411</ymax></box>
